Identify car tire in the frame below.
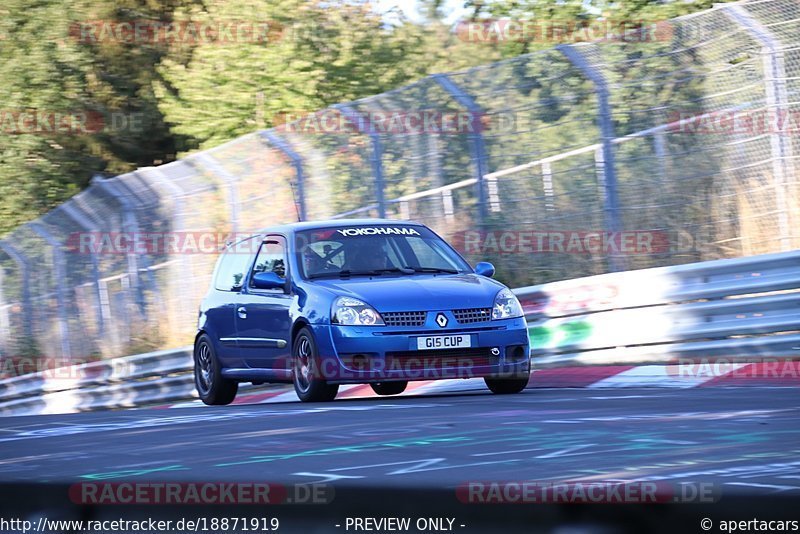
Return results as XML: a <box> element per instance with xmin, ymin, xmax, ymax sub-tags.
<box><xmin>194</xmin><ymin>334</ymin><xmax>238</xmax><ymax>405</ymax></box>
<box><xmin>484</xmin><ymin>376</ymin><xmax>529</xmax><ymax>394</ymax></box>
<box><xmin>292</xmin><ymin>326</ymin><xmax>339</xmax><ymax>402</ymax></box>
<box><xmin>370</xmin><ymin>381</ymin><xmax>408</xmax><ymax>396</ymax></box>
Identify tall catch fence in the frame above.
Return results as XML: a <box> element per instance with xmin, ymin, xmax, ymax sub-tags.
<box><xmin>0</xmin><ymin>0</ymin><xmax>797</xmax><ymax>361</ymax></box>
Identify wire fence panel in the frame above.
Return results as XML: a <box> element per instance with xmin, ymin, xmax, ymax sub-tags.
<box><xmin>593</xmin><ymin>9</ymin><xmax>769</xmax><ymax>267</ymax></box>
<box><xmin>0</xmin><ymin>0</ymin><xmax>798</xmax><ymax>364</ymax></box>
<box><xmin>279</xmin><ymin>114</ymin><xmax>379</xmax><ymax>219</ymax></box>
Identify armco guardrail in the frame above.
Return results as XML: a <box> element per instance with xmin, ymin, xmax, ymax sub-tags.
<box><xmin>518</xmin><ymin>249</ymin><xmax>800</xmax><ymax>367</ymax></box>
<box><xmin>0</xmin><ymin>347</ymin><xmax>194</xmax><ymax>416</ymax></box>
<box><xmin>0</xmin><ymin>345</ymin><xmax>280</xmax><ymax>417</ymax></box>
<box><xmin>0</xmin><ymin>250</ymin><xmax>798</xmax><ymax>416</ymax></box>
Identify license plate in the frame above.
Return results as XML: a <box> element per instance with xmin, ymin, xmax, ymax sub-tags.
<box><xmin>416</xmin><ymin>335</ymin><xmax>471</xmax><ymax>350</ymax></box>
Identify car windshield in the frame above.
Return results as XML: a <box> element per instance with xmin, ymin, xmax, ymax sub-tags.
<box><xmin>295</xmin><ymin>225</ymin><xmax>471</xmax><ymax>279</ymax></box>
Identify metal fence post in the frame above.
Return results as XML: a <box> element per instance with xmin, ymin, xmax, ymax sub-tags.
<box><xmin>60</xmin><ymin>203</ymin><xmax>105</xmax><ymax>336</ymax></box>
<box><xmin>333</xmin><ymin>104</ymin><xmax>387</xmax><ymax>218</ymax></box>
<box><xmin>116</xmin><ymin>174</ymin><xmax>161</xmax><ymax>302</ymax></box>
<box><xmin>725</xmin><ymin>5</ymin><xmax>794</xmax><ymax>252</ymax></box>
<box><xmin>259</xmin><ymin>130</ymin><xmax>307</xmax><ymax>221</ymax></box>
<box><xmin>0</xmin><ymin>240</ymin><xmax>33</xmax><ymax>344</ymax></box>
<box><xmin>557</xmin><ymin>44</ymin><xmax>624</xmax><ymax>272</ymax></box>
<box><xmin>92</xmin><ymin>176</ymin><xmax>145</xmax><ymax>314</ymax></box>
<box><xmin>541</xmin><ymin>161</ymin><xmax>555</xmax><ymax>212</ymax></box>
<box><xmin>137</xmin><ymin>167</ymin><xmax>196</xmax><ymax>344</ymax></box>
<box><xmin>0</xmin><ymin>270</ymin><xmax>8</xmax><ymax>353</ymax></box>
<box><xmin>193</xmin><ymin>154</ymin><xmax>241</xmax><ymax>233</ymax></box>
<box><xmin>653</xmin><ymin>130</ymin><xmax>668</xmax><ymax>187</ymax></box>
<box><xmin>432</xmin><ymin>74</ymin><xmax>490</xmax><ymax>225</ymax></box>
<box><xmin>29</xmin><ymin>223</ymin><xmax>71</xmax><ymax>360</ymax></box>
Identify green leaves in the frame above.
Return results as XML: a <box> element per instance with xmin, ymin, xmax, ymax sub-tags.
<box><xmin>0</xmin><ymin>0</ymin><xmax>740</xmax><ymax>235</ymax></box>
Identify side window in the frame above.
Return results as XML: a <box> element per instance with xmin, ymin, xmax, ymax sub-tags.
<box><xmin>214</xmin><ymin>237</ymin><xmax>259</xmax><ymax>291</ymax></box>
<box><xmin>249</xmin><ymin>238</ymin><xmax>287</xmax><ymax>289</ymax></box>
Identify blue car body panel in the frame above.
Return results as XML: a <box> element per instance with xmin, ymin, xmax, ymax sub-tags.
<box><xmin>196</xmin><ymin>219</ymin><xmax>530</xmax><ymax>385</ymax></box>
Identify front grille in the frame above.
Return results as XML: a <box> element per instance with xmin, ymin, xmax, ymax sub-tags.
<box><xmin>453</xmin><ymin>308</ymin><xmax>493</xmax><ymax>324</ymax></box>
<box><xmin>383</xmin><ymin>311</ymin><xmax>426</xmax><ymax>327</ymax></box>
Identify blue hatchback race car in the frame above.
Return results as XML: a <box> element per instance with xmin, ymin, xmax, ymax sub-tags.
<box><xmin>195</xmin><ymin>219</ymin><xmax>530</xmax><ymax>403</ymax></box>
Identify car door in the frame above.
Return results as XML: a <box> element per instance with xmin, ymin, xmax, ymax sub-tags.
<box><xmin>235</xmin><ymin>236</ymin><xmax>293</xmax><ymax>369</ymax></box>
<box><xmin>207</xmin><ymin>235</ymin><xmax>260</xmax><ymax>367</ymax></box>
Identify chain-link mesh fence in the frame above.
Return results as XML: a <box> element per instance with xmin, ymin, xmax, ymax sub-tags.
<box><xmin>0</xmin><ymin>0</ymin><xmax>797</xmax><ymax>362</ymax></box>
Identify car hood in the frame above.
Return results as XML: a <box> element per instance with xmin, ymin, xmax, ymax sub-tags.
<box><xmin>312</xmin><ymin>273</ymin><xmax>504</xmax><ymax>312</ymax></box>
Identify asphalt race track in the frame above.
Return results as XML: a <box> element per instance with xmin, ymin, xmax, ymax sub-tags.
<box><xmin>1</xmin><ymin>387</ymin><xmax>799</xmax><ymax>532</ymax></box>
<box><xmin>2</xmin><ymin>387</ymin><xmax>800</xmax><ymax>487</ymax></box>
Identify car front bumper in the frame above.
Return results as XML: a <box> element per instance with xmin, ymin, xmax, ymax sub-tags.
<box><xmin>310</xmin><ymin>316</ymin><xmax>530</xmax><ymax>384</ymax></box>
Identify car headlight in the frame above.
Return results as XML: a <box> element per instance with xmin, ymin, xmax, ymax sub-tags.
<box><xmin>331</xmin><ymin>296</ymin><xmax>385</xmax><ymax>326</ymax></box>
<box><xmin>492</xmin><ymin>288</ymin><xmax>523</xmax><ymax>320</ymax></box>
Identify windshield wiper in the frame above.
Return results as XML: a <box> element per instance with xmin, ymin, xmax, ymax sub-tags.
<box><xmin>403</xmin><ymin>266</ymin><xmax>459</xmax><ymax>274</ymax></box>
<box><xmin>376</xmin><ymin>267</ymin><xmax>416</xmax><ymax>275</ymax></box>
<box><xmin>308</xmin><ymin>270</ymin><xmax>370</xmax><ymax>279</ymax></box>
<box><xmin>308</xmin><ymin>268</ymin><xmax>414</xmax><ymax>280</ymax></box>
<box><xmin>309</xmin><ymin>267</ymin><xmax>455</xmax><ymax>279</ymax></box>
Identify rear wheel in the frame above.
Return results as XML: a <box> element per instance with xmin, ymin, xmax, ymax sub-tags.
<box><xmin>370</xmin><ymin>381</ymin><xmax>408</xmax><ymax>396</ymax></box>
<box><xmin>194</xmin><ymin>334</ymin><xmax>238</xmax><ymax>405</ymax></box>
<box><xmin>293</xmin><ymin>327</ymin><xmax>339</xmax><ymax>402</ymax></box>
<box><xmin>484</xmin><ymin>376</ymin><xmax>529</xmax><ymax>395</ymax></box>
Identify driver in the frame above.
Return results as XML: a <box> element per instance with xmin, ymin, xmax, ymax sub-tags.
<box><xmin>302</xmin><ymin>245</ymin><xmax>329</xmax><ymax>275</ymax></box>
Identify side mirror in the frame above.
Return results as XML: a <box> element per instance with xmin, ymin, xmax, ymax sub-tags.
<box><xmin>252</xmin><ymin>271</ymin><xmax>285</xmax><ymax>290</ymax></box>
<box><xmin>474</xmin><ymin>261</ymin><xmax>495</xmax><ymax>278</ymax></box>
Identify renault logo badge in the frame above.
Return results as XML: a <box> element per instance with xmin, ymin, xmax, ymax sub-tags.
<box><xmin>435</xmin><ymin>313</ymin><xmax>448</xmax><ymax>328</ymax></box>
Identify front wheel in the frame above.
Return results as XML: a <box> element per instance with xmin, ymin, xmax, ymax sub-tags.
<box><xmin>370</xmin><ymin>381</ymin><xmax>408</xmax><ymax>396</ymax></box>
<box><xmin>292</xmin><ymin>327</ymin><xmax>339</xmax><ymax>402</ymax></box>
<box><xmin>484</xmin><ymin>376</ymin><xmax>529</xmax><ymax>395</ymax></box>
<box><xmin>195</xmin><ymin>334</ymin><xmax>238</xmax><ymax>405</ymax></box>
